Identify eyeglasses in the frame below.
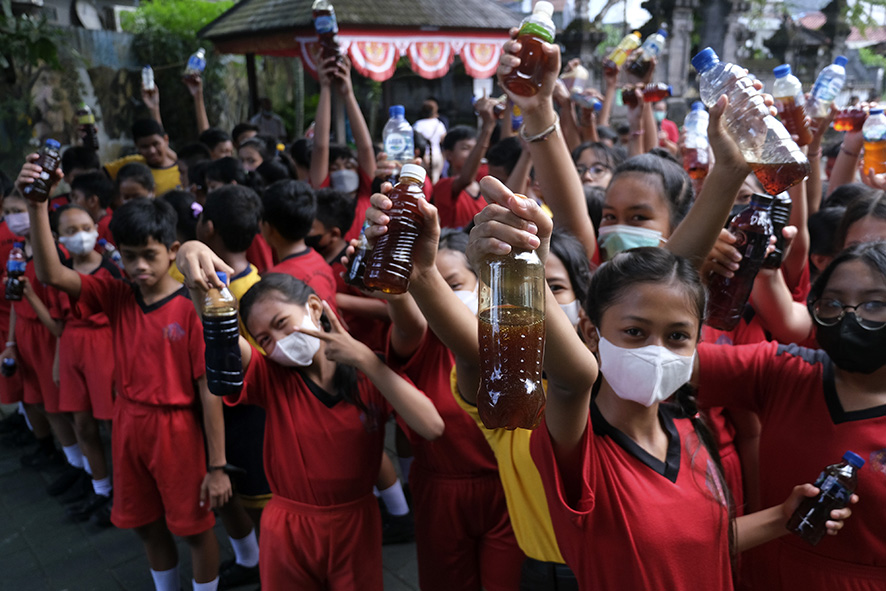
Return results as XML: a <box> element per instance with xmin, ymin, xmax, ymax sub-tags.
<box><xmin>576</xmin><ymin>163</ymin><xmax>611</xmax><ymax>180</ymax></box>
<box><xmin>811</xmin><ymin>298</ymin><xmax>886</xmax><ymax>330</ymax></box>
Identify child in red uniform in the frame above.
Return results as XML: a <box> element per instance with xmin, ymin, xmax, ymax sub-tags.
<box><xmin>432</xmin><ymin>99</ymin><xmax>499</xmax><ymax>230</ymax></box>
<box><xmin>695</xmin><ymin>242</ymin><xmax>886</xmax><ymax>591</ymax></box>
<box><xmin>174</xmin><ymin>249</ymin><xmax>444</xmax><ymax>590</ymax></box>
<box><xmin>261</xmin><ymin>180</ymin><xmax>338</xmax><ymax>311</ymax></box>
<box><xmin>50</xmin><ymin>204</ymin><xmax>121</xmax><ymax>524</ymax></box>
<box><xmin>17</xmin><ymin>156</ymin><xmax>231</xmax><ymax>591</ymax></box>
<box><xmin>70</xmin><ymin>172</ymin><xmax>115</xmax><ymax>246</ymax></box>
<box><xmin>0</xmin><ymin>204</ymin><xmax>26</xmax><ymax>413</ymax></box>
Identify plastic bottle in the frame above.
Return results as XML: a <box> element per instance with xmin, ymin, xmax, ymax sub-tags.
<box><xmin>683</xmin><ymin>102</ymin><xmax>710</xmax><ymax>181</ymax></box>
<box><xmin>621</xmin><ymin>83</ymin><xmax>672</xmax><ymax>107</ymax></box>
<box><xmin>344</xmin><ymin>223</ymin><xmax>372</xmax><ymax>290</ymax></box>
<box><xmin>501</xmin><ymin>1</ymin><xmax>556</xmax><ymax>97</ymax></box>
<box><xmin>1</xmin><ymin>357</ymin><xmax>16</xmax><ymax>378</ymax></box>
<box><xmin>22</xmin><ymin>139</ymin><xmax>62</xmax><ymax>203</ymax></box>
<box><xmin>203</xmin><ymin>272</ymin><xmax>243</xmax><ymax>397</ymax></box>
<box><xmin>97</xmin><ymin>238</ymin><xmax>123</xmax><ymax>270</ymax></box>
<box><xmin>762</xmin><ymin>192</ymin><xmax>792</xmax><ymax>269</ymax></box>
<box><xmin>706</xmin><ymin>193</ymin><xmax>773</xmax><ymax>331</ymax></box>
<box><xmin>477</xmin><ymin>194</ymin><xmax>546</xmax><ymax>430</ymax></box>
<box><xmin>603</xmin><ymin>31</ymin><xmax>641</xmax><ymax>77</ymax></box>
<box><xmin>626</xmin><ymin>28</ymin><xmax>668</xmax><ymax>80</ymax></box>
<box><xmin>76</xmin><ymin>102</ymin><xmax>99</xmax><ymax>152</ymax></box>
<box><xmin>806</xmin><ymin>56</ymin><xmax>848</xmax><ymax>120</ymax></box>
<box><xmin>772</xmin><ymin>64</ymin><xmax>813</xmax><ymax>146</ymax></box>
<box><xmin>691</xmin><ymin>48</ymin><xmax>809</xmax><ymax>195</ymax></box>
<box><xmin>862</xmin><ymin>108</ymin><xmax>886</xmax><ymax>175</ymax></box>
<box><xmin>833</xmin><ymin>107</ymin><xmax>867</xmax><ymax>132</ymax></box>
<box><xmin>141</xmin><ymin>65</ymin><xmax>155</xmax><ymax>91</ymax></box>
<box><xmin>312</xmin><ymin>0</ymin><xmax>342</xmax><ymax>61</ymax></box>
<box><xmin>184</xmin><ymin>48</ymin><xmax>207</xmax><ymax>79</ymax></box>
<box><xmin>4</xmin><ymin>242</ymin><xmax>26</xmax><ymax>302</ymax></box>
<box><xmin>560</xmin><ymin>63</ymin><xmax>589</xmax><ymax>95</ymax></box>
<box><xmin>786</xmin><ymin>451</ymin><xmax>865</xmax><ymax>546</ymax></box>
<box><xmin>363</xmin><ymin>164</ymin><xmax>428</xmax><ymax>294</ymax></box>
<box><xmin>382</xmin><ymin>105</ymin><xmax>415</xmax><ymax>167</ymax></box>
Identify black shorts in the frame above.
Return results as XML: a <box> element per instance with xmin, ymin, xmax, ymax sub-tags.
<box><xmin>520</xmin><ymin>558</ymin><xmax>578</xmax><ymax>591</ymax></box>
<box><xmin>223</xmin><ymin>403</ymin><xmax>271</xmax><ymax>508</ymax></box>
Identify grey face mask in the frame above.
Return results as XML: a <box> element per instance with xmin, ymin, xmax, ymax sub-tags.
<box><xmin>330</xmin><ymin>169</ymin><xmax>360</xmax><ymax>194</ymax></box>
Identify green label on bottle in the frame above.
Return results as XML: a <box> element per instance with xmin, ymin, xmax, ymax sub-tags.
<box><xmin>519</xmin><ymin>22</ymin><xmax>555</xmax><ymax>44</ymax></box>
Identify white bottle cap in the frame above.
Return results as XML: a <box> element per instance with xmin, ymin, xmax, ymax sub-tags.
<box><xmin>400</xmin><ymin>164</ymin><xmax>427</xmax><ymax>183</ymax></box>
<box><xmin>534</xmin><ymin>1</ymin><xmax>554</xmax><ymax>17</ymax></box>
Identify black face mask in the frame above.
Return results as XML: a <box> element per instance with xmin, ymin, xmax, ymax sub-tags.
<box><xmin>815</xmin><ymin>313</ymin><xmax>886</xmax><ymax>374</ymax></box>
<box><xmin>303</xmin><ymin>234</ymin><xmax>325</xmax><ymax>250</ymax></box>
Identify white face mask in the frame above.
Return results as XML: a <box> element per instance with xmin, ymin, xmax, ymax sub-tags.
<box><xmin>330</xmin><ymin>169</ymin><xmax>360</xmax><ymax>194</ymax></box>
<box><xmin>560</xmin><ymin>299</ymin><xmax>581</xmax><ymax>327</ymax></box>
<box><xmin>453</xmin><ymin>288</ymin><xmax>478</xmax><ymax>316</ymax></box>
<box><xmin>597</xmin><ymin>335</ymin><xmax>695</xmax><ymax>407</ymax></box>
<box><xmin>5</xmin><ymin>212</ymin><xmax>30</xmax><ymax>237</ymax></box>
<box><xmin>267</xmin><ymin>311</ymin><xmax>322</xmax><ymax>367</ymax></box>
<box><xmin>59</xmin><ymin>230</ymin><xmax>98</xmax><ymax>256</ymax></box>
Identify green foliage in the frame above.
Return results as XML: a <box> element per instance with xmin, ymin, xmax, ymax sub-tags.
<box><xmin>859</xmin><ymin>46</ymin><xmax>886</xmax><ymax>69</ymax></box>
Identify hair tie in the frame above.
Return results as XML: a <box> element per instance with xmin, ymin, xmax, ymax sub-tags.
<box><xmin>190</xmin><ymin>202</ymin><xmax>203</xmax><ymax>218</ymax></box>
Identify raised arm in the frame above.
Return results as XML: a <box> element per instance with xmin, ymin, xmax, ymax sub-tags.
<box><xmin>386</xmin><ymin>292</ymin><xmax>428</xmax><ymax>360</ymax></box>
<box><xmin>598</xmin><ymin>67</ymin><xmax>617</xmax><ymax>128</ymax></box>
<box><xmin>310</xmin><ymin>56</ymin><xmax>336</xmax><ymax>188</ymax></box>
<box><xmin>805</xmin><ymin>104</ymin><xmax>837</xmax><ymax>214</ymax></box>
<box><xmin>452</xmin><ymin>98</ymin><xmax>496</xmax><ymax>198</ymax></box>
<box><xmin>184</xmin><ymin>74</ymin><xmax>210</xmax><ymax>134</ymax></box>
<box><xmin>334</xmin><ymin>56</ymin><xmax>375</xmax><ymax>178</ymax></box>
<box><xmin>505</xmin><ymin>143</ymin><xmax>532</xmax><ymax>195</ymax></box>
<box><xmin>750</xmin><ymin>263</ymin><xmax>813</xmax><ymax>344</ymax></box>
<box><xmin>827</xmin><ymin>129</ymin><xmax>862</xmax><ymax>196</ymax></box>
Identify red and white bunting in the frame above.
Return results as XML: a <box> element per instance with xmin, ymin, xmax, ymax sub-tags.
<box><xmin>460</xmin><ymin>42</ymin><xmax>502</xmax><ymax>79</ymax></box>
<box><xmin>407</xmin><ymin>40</ymin><xmax>454</xmax><ymax>79</ymax></box>
<box><xmin>349</xmin><ymin>40</ymin><xmax>400</xmax><ymax>81</ymax></box>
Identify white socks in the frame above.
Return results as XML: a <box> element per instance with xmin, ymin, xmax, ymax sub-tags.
<box><xmin>192</xmin><ymin>577</ymin><xmax>219</xmax><ymax>591</ymax></box>
<box><xmin>92</xmin><ymin>476</ymin><xmax>112</xmax><ymax>497</ymax></box>
<box><xmin>19</xmin><ymin>402</ymin><xmax>33</xmax><ymax>431</ymax></box>
<box><xmin>378</xmin><ymin>480</ymin><xmax>410</xmax><ymax>517</ymax></box>
<box><xmin>62</xmin><ymin>443</ymin><xmax>84</xmax><ymax>469</ymax></box>
<box><xmin>229</xmin><ymin>529</ymin><xmax>260</xmax><ymax>568</ymax></box>
<box><xmin>150</xmin><ymin>565</ymin><xmax>180</xmax><ymax>591</ymax></box>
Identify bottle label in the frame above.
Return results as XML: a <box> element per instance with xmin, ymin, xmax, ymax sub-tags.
<box><xmin>384</xmin><ymin>134</ymin><xmax>407</xmax><ymax>157</ymax></box>
<box><xmin>817</xmin><ymin>474</ymin><xmax>851</xmax><ymax>503</ymax></box>
<box><xmin>812</xmin><ymin>76</ymin><xmax>842</xmax><ymax>102</ymax></box>
<box><xmin>314</xmin><ymin>15</ymin><xmax>338</xmax><ymax>34</ymax></box>
<box><xmin>6</xmin><ymin>261</ymin><xmax>25</xmax><ymax>274</ymax></box>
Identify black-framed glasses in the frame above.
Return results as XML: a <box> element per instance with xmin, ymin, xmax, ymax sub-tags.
<box><xmin>576</xmin><ymin>163</ymin><xmax>611</xmax><ymax>179</ymax></box>
<box><xmin>811</xmin><ymin>298</ymin><xmax>886</xmax><ymax>330</ymax></box>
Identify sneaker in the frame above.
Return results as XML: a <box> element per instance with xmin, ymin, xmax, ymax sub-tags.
<box><xmin>47</xmin><ymin>465</ymin><xmax>85</xmax><ymax>496</ymax></box>
<box><xmin>67</xmin><ymin>491</ymin><xmax>111</xmax><ymax>522</ymax></box>
<box><xmin>218</xmin><ymin>558</ymin><xmax>260</xmax><ymax>590</ymax></box>
<box><xmin>59</xmin><ymin>471</ymin><xmax>92</xmax><ymax>504</ymax></box>
<box><xmin>90</xmin><ymin>498</ymin><xmax>113</xmax><ymax>528</ymax></box>
<box><xmin>382</xmin><ymin>512</ymin><xmax>414</xmax><ymax>545</ymax></box>
<box><xmin>20</xmin><ymin>445</ymin><xmax>63</xmax><ymax>470</ymax></box>
<box><xmin>0</xmin><ymin>412</ymin><xmax>25</xmax><ymax>434</ymax></box>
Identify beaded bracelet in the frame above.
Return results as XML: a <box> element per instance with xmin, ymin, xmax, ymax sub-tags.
<box><xmin>519</xmin><ymin>114</ymin><xmax>561</xmax><ymax>143</ymax></box>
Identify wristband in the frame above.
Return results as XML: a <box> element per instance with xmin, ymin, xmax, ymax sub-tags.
<box><xmin>808</xmin><ymin>147</ymin><xmax>822</xmax><ymax>159</ymax></box>
<box><xmin>841</xmin><ymin>147</ymin><xmax>860</xmax><ymax>158</ymax></box>
<box><xmin>5</xmin><ymin>342</ymin><xmax>15</xmax><ymax>348</ymax></box>
<box><xmin>519</xmin><ymin>114</ymin><xmax>560</xmax><ymax>143</ymax></box>
<box><xmin>208</xmin><ymin>463</ymin><xmax>246</xmax><ymax>476</ymax></box>
<box><xmin>630</xmin><ymin>130</ymin><xmax>644</xmax><ymax>137</ymax></box>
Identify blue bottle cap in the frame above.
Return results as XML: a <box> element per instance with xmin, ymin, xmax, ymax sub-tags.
<box><xmin>870</xmin><ymin>108</ymin><xmax>884</xmax><ymax>115</ymax></box>
<box><xmin>593</xmin><ymin>100</ymin><xmax>602</xmax><ymax>112</ymax></box>
<box><xmin>834</xmin><ymin>55</ymin><xmax>848</xmax><ymax>67</ymax></box>
<box><xmin>843</xmin><ymin>451</ymin><xmax>865</xmax><ymax>468</ymax></box>
<box><xmin>657</xmin><ymin>28</ymin><xmax>668</xmax><ymax>38</ymax></box>
<box><xmin>665</xmin><ymin>84</ymin><xmax>673</xmax><ymax>96</ymax></box>
<box><xmin>2</xmin><ymin>357</ymin><xmax>14</xmax><ymax>366</ymax></box>
<box><xmin>97</xmin><ymin>238</ymin><xmax>107</xmax><ymax>246</ymax></box>
<box><xmin>691</xmin><ymin>101</ymin><xmax>706</xmax><ymax>111</ymax></box>
<box><xmin>773</xmin><ymin>64</ymin><xmax>791</xmax><ymax>78</ymax></box>
<box><xmin>389</xmin><ymin>105</ymin><xmax>405</xmax><ymax>118</ymax></box>
<box><xmin>216</xmin><ymin>271</ymin><xmax>228</xmax><ymax>285</ymax></box>
<box><xmin>691</xmin><ymin>48</ymin><xmax>719</xmax><ymax>73</ymax></box>
<box><xmin>45</xmin><ymin>139</ymin><xmax>61</xmax><ymax>150</ymax></box>
<box><xmin>13</xmin><ymin>242</ymin><xmax>22</xmax><ymax>248</ymax></box>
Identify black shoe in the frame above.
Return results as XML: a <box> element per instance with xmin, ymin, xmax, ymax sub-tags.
<box><xmin>218</xmin><ymin>558</ymin><xmax>260</xmax><ymax>590</ymax></box>
<box><xmin>47</xmin><ymin>465</ymin><xmax>85</xmax><ymax>496</ymax></box>
<box><xmin>90</xmin><ymin>497</ymin><xmax>113</xmax><ymax>528</ymax></box>
<box><xmin>67</xmin><ymin>491</ymin><xmax>111</xmax><ymax>522</ymax></box>
<box><xmin>2</xmin><ymin>428</ymin><xmax>34</xmax><ymax>448</ymax></box>
<box><xmin>0</xmin><ymin>412</ymin><xmax>25</xmax><ymax>434</ymax></box>
<box><xmin>382</xmin><ymin>512</ymin><xmax>414</xmax><ymax>545</ymax></box>
<box><xmin>20</xmin><ymin>445</ymin><xmax>63</xmax><ymax>470</ymax></box>
<box><xmin>59</xmin><ymin>471</ymin><xmax>92</xmax><ymax>504</ymax></box>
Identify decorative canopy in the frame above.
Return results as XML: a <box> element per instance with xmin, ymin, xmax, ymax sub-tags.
<box><xmin>200</xmin><ymin>0</ymin><xmax>516</xmax><ymax>81</ymax></box>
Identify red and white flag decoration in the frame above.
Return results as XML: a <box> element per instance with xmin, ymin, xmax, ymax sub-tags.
<box><xmin>349</xmin><ymin>40</ymin><xmax>400</xmax><ymax>81</ymax></box>
<box><xmin>407</xmin><ymin>41</ymin><xmax>454</xmax><ymax>79</ymax></box>
<box><xmin>460</xmin><ymin>42</ymin><xmax>502</xmax><ymax>79</ymax></box>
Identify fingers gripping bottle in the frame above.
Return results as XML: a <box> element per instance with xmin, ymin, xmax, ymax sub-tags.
<box><xmin>477</xmin><ymin>195</ymin><xmax>546</xmax><ymax>430</ymax></box>
<box><xmin>4</xmin><ymin>242</ymin><xmax>26</xmax><ymax>301</ymax></box>
<box><xmin>683</xmin><ymin>102</ymin><xmax>710</xmax><ymax>181</ymax></box>
<box><xmin>23</xmin><ymin>139</ymin><xmax>62</xmax><ymax>203</ymax></box>
<box><xmin>602</xmin><ymin>31</ymin><xmax>641</xmax><ymax>77</ymax></box>
<box><xmin>705</xmin><ymin>193</ymin><xmax>773</xmax><ymax>331</ymax></box>
<box><xmin>501</xmin><ymin>1</ymin><xmax>556</xmax><ymax>97</ymax></box>
<box><xmin>862</xmin><ymin>108</ymin><xmax>886</xmax><ymax>176</ymax></box>
<box><xmin>626</xmin><ymin>28</ymin><xmax>668</xmax><ymax>80</ymax></box>
<box><xmin>203</xmin><ymin>272</ymin><xmax>243</xmax><ymax>397</ymax></box>
<box><xmin>363</xmin><ymin>164</ymin><xmax>428</xmax><ymax>294</ymax></box>
<box><xmin>806</xmin><ymin>56</ymin><xmax>848</xmax><ymax>120</ymax></box>
<box><xmin>786</xmin><ymin>451</ymin><xmax>864</xmax><ymax>546</ymax></box>
<box><xmin>772</xmin><ymin>64</ymin><xmax>813</xmax><ymax>147</ymax></box>
<box><xmin>76</xmin><ymin>103</ymin><xmax>99</xmax><ymax>151</ymax></box>
<box><xmin>692</xmin><ymin>48</ymin><xmax>809</xmax><ymax>195</ymax></box>
<box><xmin>312</xmin><ymin>0</ymin><xmax>342</xmax><ymax>61</ymax></box>
<box><xmin>184</xmin><ymin>48</ymin><xmax>207</xmax><ymax>79</ymax></box>
<box><xmin>345</xmin><ymin>222</ymin><xmax>372</xmax><ymax>291</ymax></box>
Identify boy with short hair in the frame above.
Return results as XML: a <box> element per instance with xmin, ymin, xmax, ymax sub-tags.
<box><xmin>104</xmin><ymin>118</ymin><xmax>181</xmax><ymax>196</ymax></box>
<box><xmin>114</xmin><ymin>162</ymin><xmax>155</xmax><ymax>207</ymax></box>
<box><xmin>261</xmin><ymin>180</ymin><xmax>337</xmax><ymax>310</ymax></box>
<box><xmin>198</xmin><ymin>128</ymin><xmax>234</xmax><ymax>161</ymax></box>
<box><xmin>17</xmin><ymin>156</ymin><xmax>230</xmax><ymax>591</ymax></box>
<box><xmin>70</xmin><ymin>172</ymin><xmax>115</xmax><ymax>246</ymax></box>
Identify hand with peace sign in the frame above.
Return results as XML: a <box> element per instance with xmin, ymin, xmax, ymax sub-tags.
<box><xmin>295</xmin><ymin>300</ymin><xmax>376</xmax><ymax>370</ymax></box>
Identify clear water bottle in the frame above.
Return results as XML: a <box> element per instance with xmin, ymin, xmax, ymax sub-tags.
<box><xmin>772</xmin><ymin>64</ymin><xmax>812</xmax><ymax>146</ymax></box>
<box><xmin>142</xmin><ymin>65</ymin><xmax>155</xmax><ymax>91</ymax></box>
<box><xmin>786</xmin><ymin>451</ymin><xmax>864</xmax><ymax>546</ymax></box>
<box><xmin>97</xmin><ymin>238</ymin><xmax>123</xmax><ymax>270</ymax></box>
<box><xmin>203</xmin><ymin>272</ymin><xmax>243</xmax><ymax>397</ymax></box>
<box><xmin>691</xmin><ymin>48</ymin><xmax>809</xmax><ymax>195</ymax></box>
<box><xmin>626</xmin><ymin>28</ymin><xmax>668</xmax><ymax>79</ymax></box>
<box><xmin>184</xmin><ymin>48</ymin><xmax>207</xmax><ymax>78</ymax></box>
<box><xmin>683</xmin><ymin>102</ymin><xmax>710</xmax><ymax>181</ymax></box>
<box><xmin>862</xmin><ymin>108</ymin><xmax>886</xmax><ymax>175</ymax></box>
<box><xmin>382</xmin><ymin>105</ymin><xmax>415</xmax><ymax>168</ymax></box>
<box><xmin>806</xmin><ymin>56</ymin><xmax>848</xmax><ymax>120</ymax></box>
<box><xmin>4</xmin><ymin>242</ymin><xmax>26</xmax><ymax>301</ymax></box>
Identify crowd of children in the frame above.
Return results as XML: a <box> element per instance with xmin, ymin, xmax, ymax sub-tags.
<box><xmin>1</xmin><ymin>27</ymin><xmax>885</xmax><ymax>591</ymax></box>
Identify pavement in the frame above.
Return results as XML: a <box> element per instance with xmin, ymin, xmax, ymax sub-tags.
<box><xmin>0</xmin><ymin>405</ymin><xmax>420</xmax><ymax>590</ymax></box>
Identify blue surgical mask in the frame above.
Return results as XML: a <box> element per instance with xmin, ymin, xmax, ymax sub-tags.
<box><xmin>598</xmin><ymin>225</ymin><xmax>665</xmax><ymax>259</ymax></box>
<box><xmin>654</xmin><ymin>111</ymin><xmax>666</xmax><ymax>124</ymax></box>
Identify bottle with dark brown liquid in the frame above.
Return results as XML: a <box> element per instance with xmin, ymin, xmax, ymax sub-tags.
<box><xmin>76</xmin><ymin>103</ymin><xmax>99</xmax><ymax>151</ymax></box>
<box><xmin>312</xmin><ymin>0</ymin><xmax>341</xmax><ymax>61</ymax></box>
<box><xmin>4</xmin><ymin>242</ymin><xmax>26</xmax><ymax>302</ymax></box>
<box><xmin>345</xmin><ymin>223</ymin><xmax>372</xmax><ymax>291</ymax></box>
<box><xmin>833</xmin><ymin>107</ymin><xmax>867</xmax><ymax>132</ymax></box>
<box><xmin>706</xmin><ymin>193</ymin><xmax>773</xmax><ymax>331</ymax></box>
<box><xmin>683</xmin><ymin>102</ymin><xmax>710</xmax><ymax>181</ymax></box>
<box><xmin>762</xmin><ymin>191</ymin><xmax>792</xmax><ymax>270</ymax></box>
<box><xmin>772</xmin><ymin>65</ymin><xmax>812</xmax><ymax>147</ymax></box>
<box><xmin>363</xmin><ymin>164</ymin><xmax>428</xmax><ymax>294</ymax></box>
<box><xmin>477</xmin><ymin>195</ymin><xmax>546</xmax><ymax>431</ymax></box>
<box><xmin>501</xmin><ymin>1</ymin><xmax>556</xmax><ymax>97</ymax></box>
<box><xmin>621</xmin><ymin>83</ymin><xmax>672</xmax><ymax>107</ymax></box>
<box><xmin>203</xmin><ymin>272</ymin><xmax>243</xmax><ymax>398</ymax></box>
<box><xmin>625</xmin><ymin>28</ymin><xmax>667</xmax><ymax>80</ymax></box>
<box><xmin>22</xmin><ymin>139</ymin><xmax>62</xmax><ymax>203</ymax></box>
<box><xmin>602</xmin><ymin>31</ymin><xmax>641</xmax><ymax>77</ymax></box>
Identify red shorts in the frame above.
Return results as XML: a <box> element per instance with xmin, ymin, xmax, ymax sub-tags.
<box><xmin>411</xmin><ymin>467</ymin><xmax>524</xmax><ymax>591</ymax></box>
<box><xmin>259</xmin><ymin>493</ymin><xmax>382</xmax><ymax>591</ymax></box>
<box><xmin>110</xmin><ymin>397</ymin><xmax>215</xmax><ymax>537</ymax></box>
<box><xmin>58</xmin><ymin>325</ymin><xmax>115</xmax><ymax>420</ymax></box>
<box><xmin>0</xmin><ymin>328</ymin><xmax>23</xmax><ymax>405</ymax></box>
<box><xmin>16</xmin><ymin>318</ymin><xmax>58</xmax><ymax>410</ymax></box>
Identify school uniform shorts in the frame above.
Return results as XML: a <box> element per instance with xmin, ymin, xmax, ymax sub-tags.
<box><xmin>16</xmin><ymin>318</ymin><xmax>58</xmax><ymax>411</ymax></box>
<box><xmin>58</xmin><ymin>325</ymin><xmax>115</xmax><ymax>420</ymax></box>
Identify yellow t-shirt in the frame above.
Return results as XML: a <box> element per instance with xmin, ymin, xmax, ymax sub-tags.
<box><xmin>228</xmin><ymin>264</ymin><xmax>261</xmax><ymax>350</ymax></box>
<box><xmin>451</xmin><ymin>367</ymin><xmax>564</xmax><ymax>564</ymax></box>
<box><xmin>104</xmin><ymin>154</ymin><xmax>181</xmax><ymax>196</ymax></box>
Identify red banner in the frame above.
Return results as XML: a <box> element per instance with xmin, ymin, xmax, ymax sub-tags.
<box><xmin>349</xmin><ymin>40</ymin><xmax>400</xmax><ymax>82</ymax></box>
<box><xmin>460</xmin><ymin>42</ymin><xmax>502</xmax><ymax>79</ymax></box>
<box><xmin>408</xmin><ymin>41</ymin><xmax>454</xmax><ymax>79</ymax></box>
